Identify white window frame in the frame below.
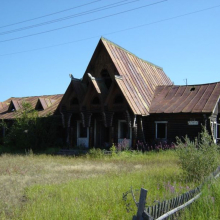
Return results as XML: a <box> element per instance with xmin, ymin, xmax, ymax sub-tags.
<box><xmin>155</xmin><ymin>121</ymin><xmax>168</xmax><ymax>139</ymax></box>
<box><xmin>211</xmin><ymin>121</ymin><xmax>219</xmax><ymax>143</ymax></box>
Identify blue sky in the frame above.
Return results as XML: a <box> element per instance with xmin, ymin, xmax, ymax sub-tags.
<box><xmin>1</xmin><ymin>0</ymin><xmax>220</xmax><ymax>101</ymax></box>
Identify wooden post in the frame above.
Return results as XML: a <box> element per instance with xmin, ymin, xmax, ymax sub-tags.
<box><xmin>136</xmin><ymin>188</ymin><xmax>147</xmax><ymax>220</ymax></box>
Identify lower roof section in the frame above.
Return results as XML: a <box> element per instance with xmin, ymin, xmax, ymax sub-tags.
<box><xmin>0</xmin><ymin>94</ymin><xmax>63</xmax><ymax>120</ymax></box>
<box><xmin>150</xmin><ymin>82</ymin><xmax>220</xmax><ymax>114</ymax></box>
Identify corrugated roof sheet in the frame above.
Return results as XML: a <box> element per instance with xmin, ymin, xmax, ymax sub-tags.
<box><xmin>150</xmin><ymin>82</ymin><xmax>220</xmax><ymax>113</ymax></box>
<box><xmin>101</xmin><ymin>37</ymin><xmax>172</xmax><ymax>115</ymax></box>
<box><xmin>0</xmin><ymin>94</ymin><xmax>63</xmax><ymax>120</ymax></box>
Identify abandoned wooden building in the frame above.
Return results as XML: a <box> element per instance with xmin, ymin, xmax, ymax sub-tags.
<box><xmin>0</xmin><ymin>37</ymin><xmax>220</xmax><ymax>149</ymax></box>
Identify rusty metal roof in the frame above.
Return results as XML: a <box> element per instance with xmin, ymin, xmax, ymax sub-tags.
<box><xmin>101</xmin><ymin>37</ymin><xmax>172</xmax><ymax>115</ymax></box>
<box><xmin>0</xmin><ymin>102</ymin><xmax>6</xmax><ymax>110</ymax></box>
<box><xmin>150</xmin><ymin>82</ymin><xmax>220</xmax><ymax>113</ymax></box>
<box><xmin>0</xmin><ymin>94</ymin><xmax>63</xmax><ymax>120</ymax></box>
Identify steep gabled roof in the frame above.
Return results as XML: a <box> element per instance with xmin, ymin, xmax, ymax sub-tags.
<box><xmin>0</xmin><ymin>94</ymin><xmax>63</xmax><ymax>119</ymax></box>
<box><xmin>150</xmin><ymin>82</ymin><xmax>220</xmax><ymax>113</ymax></box>
<box><xmin>100</xmin><ymin>37</ymin><xmax>172</xmax><ymax>115</ymax></box>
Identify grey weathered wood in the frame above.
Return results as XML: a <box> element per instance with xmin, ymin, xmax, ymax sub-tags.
<box><xmin>142</xmin><ymin>210</ymin><xmax>154</xmax><ymax>220</ymax></box>
<box><xmin>155</xmin><ymin>192</ymin><xmax>201</xmax><ymax>220</ymax></box>
<box><xmin>136</xmin><ymin>188</ymin><xmax>147</xmax><ymax>220</ymax></box>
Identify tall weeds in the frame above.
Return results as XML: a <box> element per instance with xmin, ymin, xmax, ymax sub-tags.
<box><xmin>177</xmin><ymin>127</ymin><xmax>219</xmax><ymax>182</ymax></box>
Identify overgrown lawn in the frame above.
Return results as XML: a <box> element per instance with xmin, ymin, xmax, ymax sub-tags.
<box><xmin>0</xmin><ymin>150</ymin><xmax>219</xmax><ymax>219</ymax></box>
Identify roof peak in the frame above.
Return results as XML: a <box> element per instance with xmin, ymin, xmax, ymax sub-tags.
<box><xmin>101</xmin><ymin>37</ymin><xmax>163</xmax><ymax>69</ymax></box>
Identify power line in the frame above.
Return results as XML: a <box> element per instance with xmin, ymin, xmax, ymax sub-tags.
<box><xmin>0</xmin><ymin>0</ymin><xmax>140</xmax><ymax>36</ymax></box>
<box><xmin>0</xmin><ymin>0</ymin><xmax>167</xmax><ymax>43</ymax></box>
<box><xmin>1</xmin><ymin>3</ymin><xmax>219</xmax><ymax>57</ymax></box>
<box><xmin>0</xmin><ymin>0</ymin><xmax>101</xmax><ymax>29</ymax></box>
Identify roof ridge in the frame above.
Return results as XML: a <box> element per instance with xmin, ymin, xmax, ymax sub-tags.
<box><xmin>8</xmin><ymin>94</ymin><xmax>63</xmax><ymax>99</ymax></box>
<box><xmin>156</xmin><ymin>81</ymin><xmax>220</xmax><ymax>87</ymax></box>
<box><xmin>101</xmin><ymin>37</ymin><xmax>163</xmax><ymax>70</ymax></box>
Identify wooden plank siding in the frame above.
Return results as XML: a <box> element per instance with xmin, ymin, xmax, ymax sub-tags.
<box><xmin>143</xmin><ymin>113</ymin><xmax>210</xmax><ymax>143</ymax></box>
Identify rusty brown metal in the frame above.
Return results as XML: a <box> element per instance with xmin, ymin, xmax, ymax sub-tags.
<box><xmin>150</xmin><ymin>82</ymin><xmax>220</xmax><ymax>113</ymax></box>
<box><xmin>101</xmin><ymin>37</ymin><xmax>172</xmax><ymax>115</ymax></box>
<box><xmin>0</xmin><ymin>94</ymin><xmax>63</xmax><ymax>119</ymax></box>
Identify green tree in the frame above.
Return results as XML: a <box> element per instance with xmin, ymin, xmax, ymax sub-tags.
<box><xmin>4</xmin><ymin>102</ymin><xmax>60</xmax><ymax>152</ymax></box>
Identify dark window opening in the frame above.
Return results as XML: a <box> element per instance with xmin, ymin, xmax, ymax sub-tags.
<box><xmin>79</xmin><ymin>122</ymin><xmax>87</xmax><ymax>138</ymax></box>
<box><xmin>35</xmin><ymin>102</ymin><xmax>44</xmax><ymax>111</ymax></box>
<box><xmin>92</xmin><ymin>97</ymin><xmax>100</xmax><ymax>104</ymax></box>
<box><xmin>156</xmin><ymin>123</ymin><xmax>167</xmax><ymax>139</ymax></box>
<box><xmin>114</xmin><ymin>95</ymin><xmax>124</xmax><ymax>104</ymax></box>
<box><xmin>70</xmin><ymin>97</ymin><xmax>79</xmax><ymax>105</ymax></box>
<box><xmin>101</xmin><ymin>69</ymin><xmax>112</xmax><ymax>89</ymax></box>
<box><xmin>9</xmin><ymin>103</ymin><xmax>16</xmax><ymax>112</ymax></box>
<box><xmin>119</xmin><ymin>121</ymin><xmax>130</xmax><ymax>139</ymax></box>
<box><xmin>217</xmin><ymin>124</ymin><xmax>220</xmax><ymax>139</ymax></box>
<box><xmin>104</xmin><ymin>127</ymin><xmax>110</xmax><ymax>142</ymax></box>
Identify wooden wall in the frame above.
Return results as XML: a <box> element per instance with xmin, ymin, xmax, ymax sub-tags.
<box><xmin>143</xmin><ymin>113</ymin><xmax>211</xmax><ymax>144</ymax></box>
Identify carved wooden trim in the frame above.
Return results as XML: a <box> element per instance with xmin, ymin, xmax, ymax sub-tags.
<box><xmin>125</xmin><ymin>110</ymin><xmax>132</xmax><ymax>127</ymax></box>
<box><xmin>102</xmin><ymin>111</ymin><xmax>114</xmax><ymax>127</ymax></box>
<box><xmin>80</xmin><ymin>111</ymin><xmax>92</xmax><ymax>127</ymax></box>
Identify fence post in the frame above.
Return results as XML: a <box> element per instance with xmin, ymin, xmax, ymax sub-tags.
<box><xmin>136</xmin><ymin>188</ymin><xmax>147</xmax><ymax>220</ymax></box>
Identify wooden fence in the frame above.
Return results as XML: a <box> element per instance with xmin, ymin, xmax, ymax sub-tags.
<box><xmin>131</xmin><ymin>166</ymin><xmax>220</xmax><ymax>220</ymax></box>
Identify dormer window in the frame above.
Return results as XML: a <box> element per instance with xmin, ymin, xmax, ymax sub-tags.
<box><xmin>101</xmin><ymin>69</ymin><xmax>112</xmax><ymax>89</ymax></box>
<box><xmin>35</xmin><ymin>100</ymin><xmax>44</xmax><ymax>111</ymax></box>
<box><xmin>8</xmin><ymin>100</ymin><xmax>21</xmax><ymax>112</ymax></box>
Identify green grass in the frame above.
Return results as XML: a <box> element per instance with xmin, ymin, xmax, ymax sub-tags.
<box><xmin>181</xmin><ymin>179</ymin><xmax>220</xmax><ymax>220</ymax></box>
<box><xmin>0</xmin><ymin>150</ymin><xmax>218</xmax><ymax>219</ymax></box>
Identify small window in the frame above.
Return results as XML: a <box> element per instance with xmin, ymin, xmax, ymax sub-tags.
<box><xmin>8</xmin><ymin>103</ymin><xmax>16</xmax><ymax>112</ymax></box>
<box><xmin>101</xmin><ymin>69</ymin><xmax>112</xmax><ymax>89</ymax></box>
<box><xmin>92</xmin><ymin>97</ymin><xmax>100</xmax><ymax>104</ymax></box>
<box><xmin>155</xmin><ymin>121</ymin><xmax>167</xmax><ymax>139</ymax></box>
<box><xmin>35</xmin><ymin>101</ymin><xmax>44</xmax><ymax>110</ymax></box>
<box><xmin>114</xmin><ymin>95</ymin><xmax>124</xmax><ymax>104</ymax></box>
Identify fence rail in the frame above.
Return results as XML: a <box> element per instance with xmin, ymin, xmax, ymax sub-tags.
<box><xmin>131</xmin><ymin>165</ymin><xmax>220</xmax><ymax>220</ymax></box>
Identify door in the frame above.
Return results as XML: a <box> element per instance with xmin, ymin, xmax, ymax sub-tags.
<box><xmin>77</xmin><ymin>121</ymin><xmax>89</xmax><ymax>148</ymax></box>
<box><xmin>118</xmin><ymin>120</ymin><xmax>132</xmax><ymax>149</ymax></box>
<box><xmin>94</xmin><ymin>119</ymin><xmax>110</xmax><ymax>149</ymax></box>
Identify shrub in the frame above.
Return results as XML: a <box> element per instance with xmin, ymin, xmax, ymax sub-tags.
<box><xmin>87</xmin><ymin>148</ymin><xmax>104</xmax><ymax>158</ymax></box>
<box><xmin>177</xmin><ymin>127</ymin><xmax>219</xmax><ymax>182</ymax></box>
<box><xmin>110</xmin><ymin>143</ymin><xmax>117</xmax><ymax>157</ymax></box>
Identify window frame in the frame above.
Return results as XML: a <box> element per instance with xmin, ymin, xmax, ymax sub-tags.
<box><xmin>155</xmin><ymin>121</ymin><xmax>168</xmax><ymax>139</ymax></box>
